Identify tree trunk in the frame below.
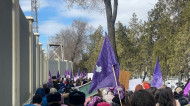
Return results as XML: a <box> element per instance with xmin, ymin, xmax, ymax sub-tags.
<box><xmin>104</xmin><ymin>0</ymin><xmax>119</xmax><ymax>62</ymax></box>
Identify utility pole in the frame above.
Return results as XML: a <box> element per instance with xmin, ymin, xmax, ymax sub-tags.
<box><xmin>31</xmin><ymin>0</ymin><xmax>40</xmax><ymax>33</ymax></box>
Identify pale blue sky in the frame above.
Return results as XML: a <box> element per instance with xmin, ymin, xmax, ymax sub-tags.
<box><xmin>20</xmin><ymin>0</ymin><xmax>158</xmax><ymax>51</ymax></box>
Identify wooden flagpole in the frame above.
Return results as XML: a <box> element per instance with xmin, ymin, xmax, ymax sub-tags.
<box><xmin>112</xmin><ymin>65</ymin><xmax>122</xmax><ymax>106</ymax></box>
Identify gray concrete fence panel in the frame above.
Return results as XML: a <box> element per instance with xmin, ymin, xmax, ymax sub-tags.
<box><xmin>0</xmin><ymin>0</ymin><xmax>13</xmax><ymax>105</ymax></box>
<box><xmin>19</xmin><ymin>7</ymin><xmax>30</xmax><ymax>105</ymax></box>
<box><xmin>49</xmin><ymin>60</ymin><xmax>58</xmax><ymax>76</ymax></box>
<box><xmin>33</xmin><ymin>35</ymin><xmax>36</xmax><ymax>92</ymax></box>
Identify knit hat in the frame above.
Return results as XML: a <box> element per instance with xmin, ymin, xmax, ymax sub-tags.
<box><xmin>35</xmin><ymin>88</ymin><xmax>45</xmax><ymax>97</ymax></box>
<box><xmin>144</xmin><ymin>83</ymin><xmax>150</xmax><ymax>90</ymax></box>
<box><xmin>69</xmin><ymin>91</ymin><xmax>85</xmax><ymax>105</ymax></box>
<box><xmin>52</xmin><ymin>76</ymin><xmax>56</xmax><ymax>79</ymax></box>
<box><xmin>97</xmin><ymin>102</ymin><xmax>111</xmax><ymax>106</ymax></box>
<box><xmin>47</xmin><ymin>93</ymin><xmax>61</xmax><ymax>103</ymax></box>
<box><xmin>50</xmin><ymin>88</ymin><xmax>57</xmax><ymax>93</ymax></box>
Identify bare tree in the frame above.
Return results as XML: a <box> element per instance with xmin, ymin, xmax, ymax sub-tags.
<box><xmin>64</xmin><ymin>0</ymin><xmax>119</xmax><ymax>60</ymax></box>
<box><xmin>49</xmin><ymin>19</ymin><xmax>88</xmax><ymax>62</ymax></box>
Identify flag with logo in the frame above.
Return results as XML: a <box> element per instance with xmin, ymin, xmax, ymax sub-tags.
<box><xmin>89</xmin><ymin>34</ymin><xmax>120</xmax><ymax>94</ymax></box>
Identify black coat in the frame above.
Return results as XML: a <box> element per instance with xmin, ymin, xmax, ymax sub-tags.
<box><xmin>174</xmin><ymin>92</ymin><xmax>189</xmax><ymax>106</ymax></box>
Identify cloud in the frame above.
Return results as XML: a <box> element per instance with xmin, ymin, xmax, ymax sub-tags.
<box><xmin>20</xmin><ymin>0</ymin><xmax>158</xmax><ymax>50</ymax></box>
<box><xmin>116</xmin><ymin>0</ymin><xmax>158</xmax><ymax>24</ymax></box>
<box><xmin>39</xmin><ymin>20</ymin><xmax>65</xmax><ymax>37</ymax></box>
<box><xmin>20</xmin><ymin>0</ymin><xmax>49</xmax><ymax>12</ymax></box>
<box><xmin>19</xmin><ymin>0</ymin><xmax>31</xmax><ymax>12</ymax></box>
<box><xmin>20</xmin><ymin>0</ymin><xmax>158</xmax><ymax>32</ymax></box>
<box><xmin>55</xmin><ymin>0</ymin><xmax>158</xmax><ymax>29</ymax></box>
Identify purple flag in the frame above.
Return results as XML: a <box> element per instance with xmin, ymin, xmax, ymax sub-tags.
<box><xmin>81</xmin><ymin>72</ymin><xmax>84</xmax><ymax>78</ymax></box>
<box><xmin>57</xmin><ymin>71</ymin><xmax>61</xmax><ymax>80</ymax></box>
<box><xmin>184</xmin><ymin>80</ymin><xmax>190</xmax><ymax>97</ymax></box>
<box><xmin>74</xmin><ymin>73</ymin><xmax>77</xmax><ymax>77</ymax></box>
<box><xmin>66</xmin><ymin>69</ymin><xmax>69</xmax><ymax>76</ymax></box>
<box><xmin>89</xmin><ymin>34</ymin><xmax>120</xmax><ymax>94</ymax></box>
<box><xmin>78</xmin><ymin>68</ymin><xmax>80</xmax><ymax>76</ymax></box>
<box><xmin>151</xmin><ymin>57</ymin><xmax>163</xmax><ymax>88</ymax></box>
<box><xmin>49</xmin><ymin>71</ymin><xmax>52</xmax><ymax>82</ymax></box>
<box><xmin>70</xmin><ymin>69</ymin><xmax>73</xmax><ymax>79</ymax></box>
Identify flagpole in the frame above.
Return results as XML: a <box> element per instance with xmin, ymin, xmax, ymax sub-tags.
<box><xmin>112</xmin><ymin>65</ymin><xmax>122</xmax><ymax>106</ymax></box>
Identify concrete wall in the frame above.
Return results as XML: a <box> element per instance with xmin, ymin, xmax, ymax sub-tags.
<box><xmin>68</xmin><ymin>61</ymin><xmax>72</xmax><ymax>72</ymax></box>
<box><xmin>49</xmin><ymin>60</ymin><xmax>73</xmax><ymax>77</ymax></box>
<box><xmin>33</xmin><ymin>35</ymin><xmax>36</xmax><ymax>92</ymax></box>
<box><xmin>39</xmin><ymin>44</ymin><xmax>43</xmax><ymax>86</ymax></box>
<box><xmin>19</xmin><ymin>7</ymin><xmax>30</xmax><ymax>104</ymax></box>
<box><xmin>37</xmin><ymin>45</ymin><xmax>41</xmax><ymax>87</ymax></box>
<box><xmin>60</xmin><ymin>61</ymin><xmax>67</xmax><ymax>76</ymax></box>
<box><xmin>43</xmin><ymin>55</ymin><xmax>48</xmax><ymax>83</ymax></box>
<box><xmin>49</xmin><ymin>60</ymin><xmax>58</xmax><ymax>76</ymax></box>
<box><xmin>0</xmin><ymin>0</ymin><xmax>13</xmax><ymax>105</ymax></box>
<box><xmin>0</xmin><ymin>0</ymin><xmax>73</xmax><ymax>105</ymax></box>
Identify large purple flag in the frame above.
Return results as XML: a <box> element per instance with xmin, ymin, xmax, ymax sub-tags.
<box><xmin>49</xmin><ymin>71</ymin><xmax>52</xmax><ymax>82</ymax></box>
<box><xmin>57</xmin><ymin>71</ymin><xmax>61</xmax><ymax>80</ymax></box>
<box><xmin>151</xmin><ymin>57</ymin><xmax>163</xmax><ymax>88</ymax></box>
<box><xmin>184</xmin><ymin>79</ymin><xmax>190</xmax><ymax>97</ymax></box>
<box><xmin>89</xmin><ymin>34</ymin><xmax>120</xmax><ymax>94</ymax></box>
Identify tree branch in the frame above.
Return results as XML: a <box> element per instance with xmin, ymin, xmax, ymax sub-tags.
<box><xmin>104</xmin><ymin>0</ymin><xmax>112</xmax><ymax>22</ymax></box>
<box><xmin>112</xmin><ymin>0</ymin><xmax>118</xmax><ymax>22</ymax></box>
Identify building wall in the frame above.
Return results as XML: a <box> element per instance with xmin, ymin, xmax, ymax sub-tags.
<box><xmin>0</xmin><ymin>0</ymin><xmax>13</xmax><ymax>105</ymax></box>
<box><xmin>60</xmin><ymin>61</ymin><xmax>67</xmax><ymax>77</ymax></box>
<box><xmin>68</xmin><ymin>61</ymin><xmax>72</xmax><ymax>72</ymax></box>
<box><xmin>33</xmin><ymin>35</ymin><xmax>36</xmax><ymax>92</ymax></box>
<box><xmin>0</xmin><ymin>0</ymin><xmax>73</xmax><ymax>105</ymax></box>
<box><xmin>19</xmin><ymin>7</ymin><xmax>30</xmax><ymax>104</ymax></box>
<box><xmin>49</xmin><ymin>60</ymin><xmax>58</xmax><ymax>76</ymax></box>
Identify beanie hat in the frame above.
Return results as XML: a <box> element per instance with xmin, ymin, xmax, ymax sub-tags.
<box><xmin>47</xmin><ymin>93</ymin><xmax>61</xmax><ymax>103</ymax></box>
<box><xmin>52</xmin><ymin>76</ymin><xmax>56</xmax><ymax>79</ymax></box>
<box><xmin>69</xmin><ymin>91</ymin><xmax>85</xmax><ymax>105</ymax></box>
<box><xmin>50</xmin><ymin>88</ymin><xmax>57</xmax><ymax>93</ymax></box>
<box><xmin>35</xmin><ymin>88</ymin><xmax>45</xmax><ymax>97</ymax></box>
<box><xmin>97</xmin><ymin>102</ymin><xmax>111</xmax><ymax>106</ymax></box>
<box><xmin>144</xmin><ymin>83</ymin><xmax>150</xmax><ymax>90</ymax></box>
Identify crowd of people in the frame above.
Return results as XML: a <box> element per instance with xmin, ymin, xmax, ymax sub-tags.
<box><xmin>25</xmin><ymin>76</ymin><xmax>190</xmax><ymax>106</ymax></box>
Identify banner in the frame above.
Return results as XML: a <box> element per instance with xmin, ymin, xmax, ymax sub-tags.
<box><xmin>78</xmin><ymin>82</ymin><xmax>98</xmax><ymax>98</ymax></box>
<box><xmin>87</xmin><ymin>73</ymin><xmax>93</xmax><ymax>80</ymax></box>
<box><xmin>128</xmin><ymin>79</ymin><xmax>142</xmax><ymax>91</ymax></box>
<box><xmin>119</xmin><ymin>71</ymin><xmax>131</xmax><ymax>89</ymax></box>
